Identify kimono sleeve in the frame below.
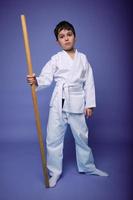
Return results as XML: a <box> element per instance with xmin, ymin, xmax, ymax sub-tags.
<box><xmin>84</xmin><ymin>57</ymin><xmax>96</xmax><ymax>108</ymax></box>
<box><xmin>36</xmin><ymin>56</ymin><xmax>57</xmax><ymax>91</ymax></box>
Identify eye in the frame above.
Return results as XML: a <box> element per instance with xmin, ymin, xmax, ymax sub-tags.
<box><xmin>59</xmin><ymin>34</ymin><xmax>64</xmax><ymax>39</ymax></box>
<box><xmin>67</xmin><ymin>32</ymin><xmax>73</xmax><ymax>37</ymax></box>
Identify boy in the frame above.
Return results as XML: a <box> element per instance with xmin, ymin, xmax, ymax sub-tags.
<box><xmin>27</xmin><ymin>21</ymin><xmax>108</xmax><ymax>188</ymax></box>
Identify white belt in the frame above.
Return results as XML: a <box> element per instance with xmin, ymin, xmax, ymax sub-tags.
<box><xmin>55</xmin><ymin>82</ymin><xmax>83</xmax><ymax>117</ymax></box>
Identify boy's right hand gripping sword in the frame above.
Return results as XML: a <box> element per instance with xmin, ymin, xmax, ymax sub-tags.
<box><xmin>21</xmin><ymin>15</ymin><xmax>49</xmax><ymax>188</ymax></box>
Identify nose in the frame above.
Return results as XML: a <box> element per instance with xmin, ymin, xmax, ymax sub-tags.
<box><xmin>64</xmin><ymin>36</ymin><xmax>69</xmax><ymax>41</ymax></box>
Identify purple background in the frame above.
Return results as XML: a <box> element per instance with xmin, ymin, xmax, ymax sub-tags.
<box><xmin>0</xmin><ymin>0</ymin><xmax>132</xmax><ymax>199</ymax></box>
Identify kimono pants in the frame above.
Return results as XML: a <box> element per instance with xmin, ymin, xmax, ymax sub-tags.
<box><xmin>46</xmin><ymin>105</ymin><xmax>96</xmax><ymax>177</ymax></box>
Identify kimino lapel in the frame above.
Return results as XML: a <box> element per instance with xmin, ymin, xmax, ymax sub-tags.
<box><xmin>62</xmin><ymin>49</ymin><xmax>85</xmax><ymax>114</ymax></box>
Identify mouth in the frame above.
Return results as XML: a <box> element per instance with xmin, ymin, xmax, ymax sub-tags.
<box><xmin>64</xmin><ymin>42</ymin><xmax>71</xmax><ymax>45</ymax></box>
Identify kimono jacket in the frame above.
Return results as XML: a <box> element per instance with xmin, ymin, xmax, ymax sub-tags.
<box><xmin>36</xmin><ymin>49</ymin><xmax>96</xmax><ymax>115</ymax></box>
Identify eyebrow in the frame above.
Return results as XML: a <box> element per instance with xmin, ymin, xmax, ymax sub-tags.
<box><xmin>58</xmin><ymin>30</ymin><xmax>73</xmax><ymax>36</ymax></box>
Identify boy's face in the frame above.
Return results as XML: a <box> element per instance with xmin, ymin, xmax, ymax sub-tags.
<box><xmin>57</xmin><ymin>29</ymin><xmax>76</xmax><ymax>51</ymax></box>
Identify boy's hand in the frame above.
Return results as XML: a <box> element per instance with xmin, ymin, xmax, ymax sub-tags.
<box><xmin>27</xmin><ymin>73</ymin><xmax>38</xmax><ymax>86</ymax></box>
<box><xmin>84</xmin><ymin>108</ymin><xmax>93</xmax><ymax>118</ymax></box>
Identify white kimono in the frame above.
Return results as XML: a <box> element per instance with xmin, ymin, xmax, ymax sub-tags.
<box><xmin>36</xmin><ymin>49</ymin><xmax>97</xmax><ymax>177</ymax></box>
<box><xmin>36</xmin><ymin>49</ymin><xmax>96</xmax><ymax>113</ymax></box>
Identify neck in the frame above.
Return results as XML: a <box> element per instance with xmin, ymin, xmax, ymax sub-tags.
<box><xmin>64</xmin><ymin>48</ymin><xmax>75</xmax><ymax>54</ymax></box>
<box><xmin>64</xmin><ymin>48</ymin><xmax>76</xmax><ymax>59</ymax></box>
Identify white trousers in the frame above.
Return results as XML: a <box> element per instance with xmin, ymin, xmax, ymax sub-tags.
<box><xmin>46</xmin><ymin>107</ymin><xmax>96</xmax><ymax>177</ymax></box>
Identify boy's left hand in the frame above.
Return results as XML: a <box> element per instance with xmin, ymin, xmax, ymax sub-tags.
<box><xmin>84</xmin><ymin>108</ymin><xmax>93</xmax><ymax>118</ymax></box>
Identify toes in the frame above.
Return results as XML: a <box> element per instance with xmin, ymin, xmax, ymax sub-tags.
<box><xmin>49</xmin><ymin>176</ymin><xmax>60</xmax><ymax>188</ymax></box>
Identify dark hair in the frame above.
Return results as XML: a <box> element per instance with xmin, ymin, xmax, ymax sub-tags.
<box><xmin>54</xmin><ymin>21</ymin><xmax>76</xmax><ymax>40</ymax></box>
